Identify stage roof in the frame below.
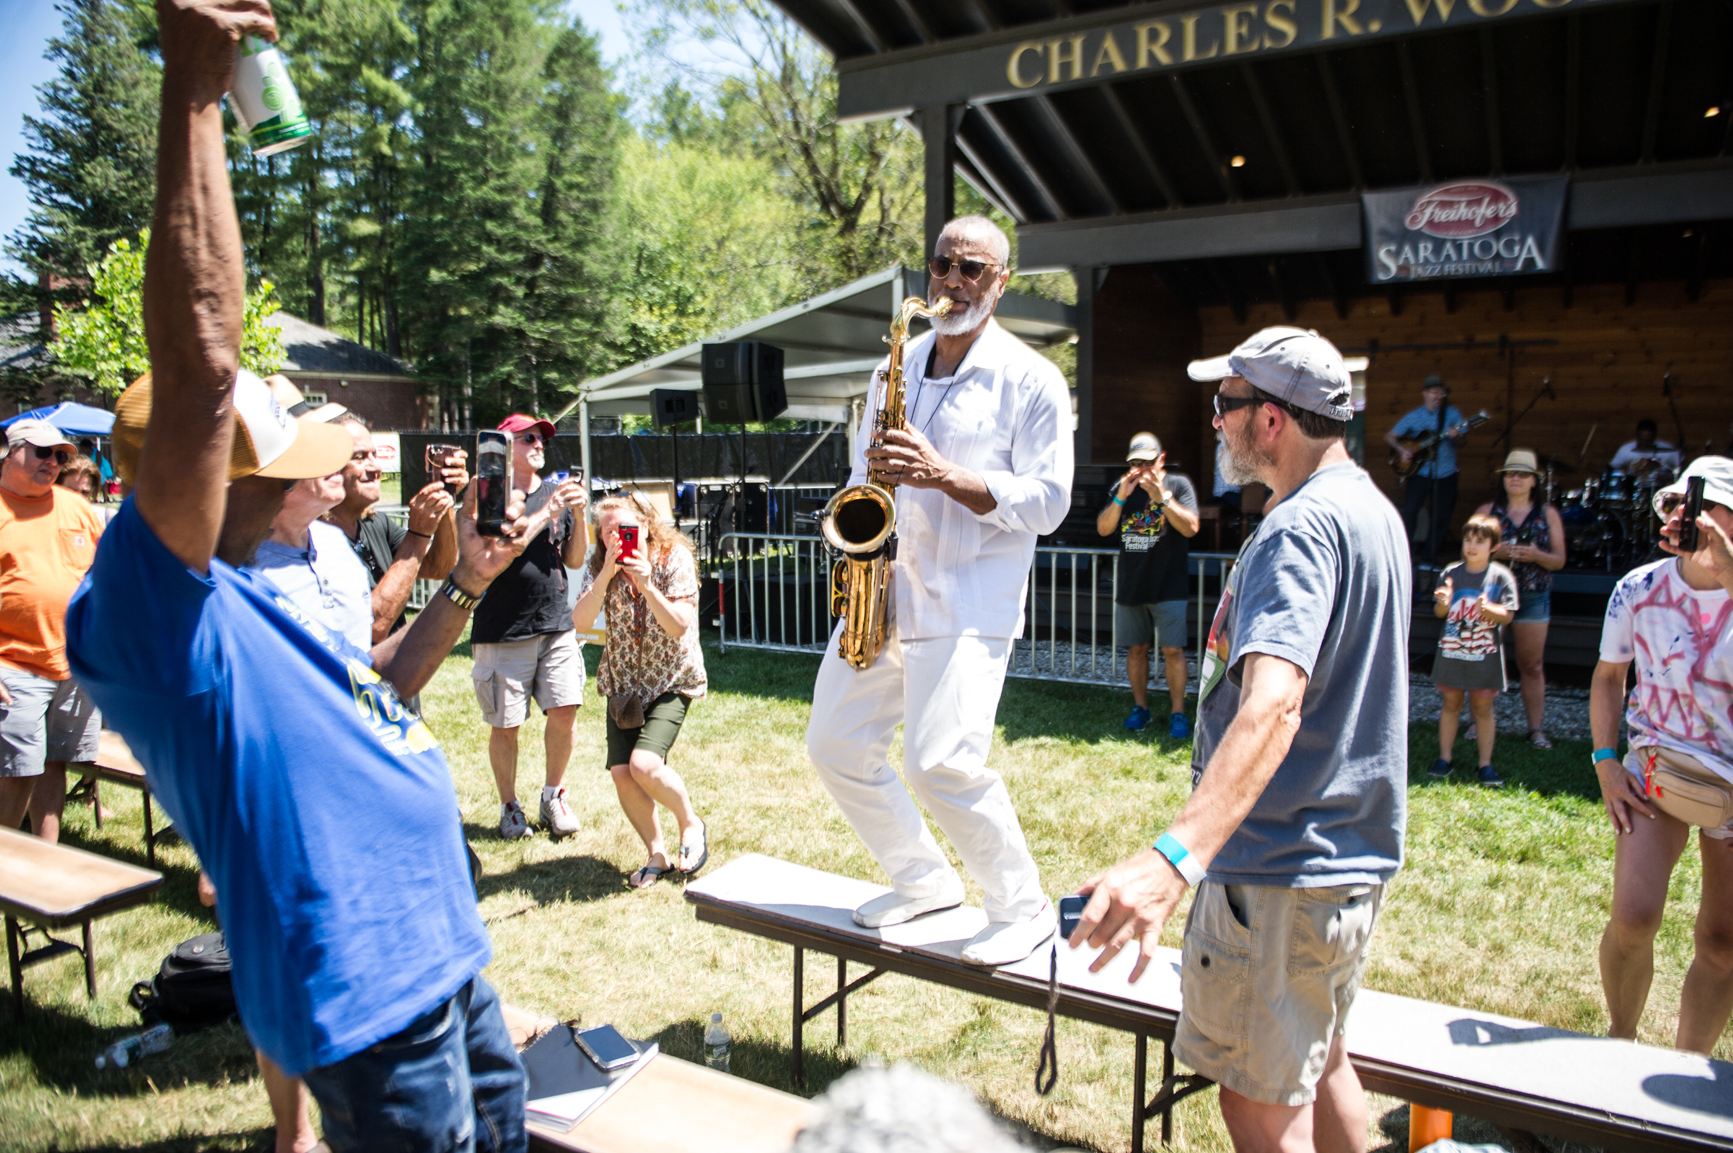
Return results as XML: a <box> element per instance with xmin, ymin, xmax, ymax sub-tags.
<box><xmin>772</xmin><ymin>0</ymin><xmax>1733</xmax><ymax>309</ymax></box>
<box><xmin>566</xmin><ymin>265</ymin><xmax>1075</xmax><ymax>423</ymax></box>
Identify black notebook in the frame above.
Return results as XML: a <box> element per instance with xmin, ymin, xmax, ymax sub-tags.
<box><xmin>521</xmin><ymin>1024</ymin><xmax>658</xmax><ymax>1131</ymax></box>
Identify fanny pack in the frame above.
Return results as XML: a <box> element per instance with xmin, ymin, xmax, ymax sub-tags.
<box><xmin>1635</xmin><ymin>746</ymin><xmax>1733</xmax><ymax>830</ymax></box>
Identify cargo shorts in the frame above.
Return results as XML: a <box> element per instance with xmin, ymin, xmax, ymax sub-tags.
<box><xmin>1173</xmin><ymin>880</ymin><xmax>1382</xmax><ymax>1106</ymax></box>
<box><xmin>0</xmin><ymin>668</ymin><xmax>102</xmax><ymax>778</ymax></box>
<box><xmin>471</xmin><ymin>630</ymin><xmax>585</xmax><ymax>729</ymax></box>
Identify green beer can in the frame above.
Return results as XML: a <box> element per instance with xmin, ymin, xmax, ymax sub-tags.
<box><xmin>228</xmin><ymin>36</ymin><xmax>313</xmax><ymax>156</ymax></box>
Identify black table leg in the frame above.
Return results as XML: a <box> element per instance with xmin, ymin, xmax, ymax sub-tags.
<box><xmin>6</xmin><ymin>916</ymin><xmax>21</xmax><ymax>1019</ymax></box>
<box><xmin>82</xmin><ymin>919</ymin><xmax>96</xmax><ymax>998</ymax></box>
<box><xmin>836</xmin><ymin>956</ymin><xmax>847</xmax><ymax>1049</ymax></box>
<box><xmin>793</xmin><ymin>945</ymin><xmax>805</xmax><ymax>1088</ymax></box>
<box><xmin>1133</xmin><ymin>1033</ymin><xmax>1147</xmax><ymax>1153</ymax></box>
<box><xmin>1162</xmin><ymin>1041</ymin><xmax>1175</xmax><ymax>1146</ymax></box>
<box><xmin>142</xmin><ymin>789</ymin><xmax>155</xmax><ymax>866</ymax></box>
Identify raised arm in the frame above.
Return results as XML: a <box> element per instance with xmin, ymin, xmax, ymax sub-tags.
<box><xmin>135</xmin><ymin>0</ymin><xmax>278</xmax><ymax>574</ymax></box>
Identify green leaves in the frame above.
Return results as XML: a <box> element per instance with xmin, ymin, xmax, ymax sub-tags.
<box><xmin>50</xmin><ymin>231</ymin><xmax>286</xmax><ymax>398</ymax></box>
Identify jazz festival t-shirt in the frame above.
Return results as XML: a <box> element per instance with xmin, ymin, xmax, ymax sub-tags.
<box><xmin>1600</xmin><ymin>557</ymin><xmax>1733</xmax><ymax>782</ymax></box>
<box><xmin>1113</xmin><ymin>475</ymin><xmax>1199</xmax><ymax>607</ymax></box>
<box><xmin>1435</xmin><ymin>560</ymin><xmax>1519</xmax><ymax>662</ymax></box>
<box><xmin>1192</xmin><ymin>461</ymin><xmax>1411</xmax><ymax>887</ymax></box>
<box><xmin>65</xmin><ymin>501</ymin><xmax>490</xmax><ymax>1077</ymax></box>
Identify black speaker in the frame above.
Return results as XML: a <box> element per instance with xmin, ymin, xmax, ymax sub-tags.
<box><xmin>700</xmin><ymin>341</ymin><xmax>786</xmax><ymax>423</ymax></box>
<box><xmin>649</xmin><ymin>388</ymin><xmax>699</xmax><ymax>430</ymax></box>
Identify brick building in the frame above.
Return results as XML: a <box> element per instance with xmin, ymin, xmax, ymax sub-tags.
<box><xmin>270</xmin><ymin>312</ymin><xmax>430</xmax><ymax>431</ymax></box>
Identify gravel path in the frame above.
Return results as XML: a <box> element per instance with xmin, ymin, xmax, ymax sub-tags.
<box><xmin>1408</xmin><ymin>674</ymin><xmax>1595</xmax><ymax>742</ymax></box>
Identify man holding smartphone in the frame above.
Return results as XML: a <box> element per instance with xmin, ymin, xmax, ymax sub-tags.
<box><xmin>1096</xmin><ymin>431</ymin><xmax>1200</xmax><ymax>737</ymax></box>
<box><xmin>471</xmin><ymin>414</ymin><xmax>588</xmax><ymax>840</ymax></box>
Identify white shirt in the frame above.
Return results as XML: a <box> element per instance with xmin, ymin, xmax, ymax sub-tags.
<box><xmin>1610</xmin><ymin>439</ymin><xmax>1681</xmax><ymax>474</ymax></box>
<box><xmin>847</xmin><ymin>318</ymin><xmax>1073</xmax><ymax>641</ymax></box>
<box><xmin>1600</xmin><ymin>558</ymin><xmax>1733</xmax><ymax>782</ymax></box>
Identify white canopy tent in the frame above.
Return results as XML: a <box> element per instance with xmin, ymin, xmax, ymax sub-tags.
<box><xmin>556</xmin><ymin>265</ymin><xmax>1075</xmax><ymax>482</ymax></box>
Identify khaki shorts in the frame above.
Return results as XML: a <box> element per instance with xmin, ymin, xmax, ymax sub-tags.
<box><xmin>471</xmin><ymin>631</ymin><xmax>585</xmax><ymax>729</ymax></box>
<box><xmin>1174</xmin><ymin>880</ymin><xmax>1382</xmax><ymax>1106</ymax></box>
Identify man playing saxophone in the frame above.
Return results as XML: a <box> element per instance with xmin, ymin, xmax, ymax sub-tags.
<box><xmin>806</xmin><ymin>215</ymin><xmax>1073</xmax><ymax>967</ymax></box>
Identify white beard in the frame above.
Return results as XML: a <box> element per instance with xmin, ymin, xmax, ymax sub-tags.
<box><xmin>1220</xmin><ymin>422</ymin><xmax>1271</xmax><ymax>487</ymax></box>
<box><xmin>930</xmin><ymin>290</ymin><xmax>997</xmax><ymax>336</ymax></box>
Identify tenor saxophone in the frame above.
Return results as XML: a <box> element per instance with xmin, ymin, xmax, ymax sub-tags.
<box><xmin>819</xmin><ymin>295</ymin><xmax>953</xmax><ymax>670</ymax></box>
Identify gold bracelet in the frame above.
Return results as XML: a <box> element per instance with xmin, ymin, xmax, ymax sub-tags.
<box><xmin>440</xmin><ymin>578</ymin><xmax>482</xmax><ymax>611</ymax></box>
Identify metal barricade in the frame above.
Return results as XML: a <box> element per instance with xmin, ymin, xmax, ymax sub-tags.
<box><xmin>715</xmin><ymin>530</ymin><xmax>1238</xmax><ymax>690</ymax></box>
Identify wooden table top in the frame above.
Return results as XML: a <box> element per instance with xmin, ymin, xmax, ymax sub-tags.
<box><xmin>0</xmin><ymin>826</ymin><xmax>162</xmax><ymax>927</ymax></box>
<box><xmin>86</xmin><ymin>730</ymin><xmax>146</xmax><ymax>783</ymax></box>
<box><xmin>501</xmin><ymin>1004</ymin><xmax>811</xmax><ymax>1153</ymax></box>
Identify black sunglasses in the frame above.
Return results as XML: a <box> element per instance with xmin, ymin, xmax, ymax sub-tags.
<box><xmin>30</xmin><ymin>446</ymin><xmax>72</xmax><ymax>465</ymax></box>
<box><xmin>928</xmin><ymin>255</ymin><xmax>1003</xmax><ymax>284</ymax></box>
<box><xmin>1213</xmin><ymin>393</ymin><xmax>1264</xmax><ymax>419</ymax></box>
<box><xmin>515</xmin><ymin>432</ymin><xmax>544</xmax><ymax>446</ymax></box>
<box><xmin>1658</xmin><ymin>492</ymin><xmax>1727</xmax><ymax>517</ymax></box>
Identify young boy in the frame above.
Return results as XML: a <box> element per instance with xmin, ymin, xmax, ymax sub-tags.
<box><xmin>1430</xmin><ymin>514</ymin><xmax>1519</xmax><ymax>786</ymax></box>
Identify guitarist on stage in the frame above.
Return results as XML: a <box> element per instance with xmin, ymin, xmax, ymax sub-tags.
<box><xmin>1386</xmin><ymin>375</ymin><xmax>1470</xmax><ymax>568</ymax></box>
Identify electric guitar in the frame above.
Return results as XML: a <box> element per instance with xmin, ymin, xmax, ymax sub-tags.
<box><xmin>1390</xmin><ymin>410</ymin><xmax>1490</xmax><ymax>479</ymax></box>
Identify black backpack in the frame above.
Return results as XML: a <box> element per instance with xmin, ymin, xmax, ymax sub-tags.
<box><xmin>130</xmin><ymin>932</ymin><xmax>238</xmax><ymax>1035</ymax></box>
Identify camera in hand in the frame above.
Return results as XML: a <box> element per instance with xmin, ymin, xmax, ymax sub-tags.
<box><xmin>1058</xmin><ymin>893</ymin><xmax>1087</xmax><ymax>940</ymax></box>
<box><xmin>617</xmin><ymin>524</ymin><xmax>639</xmax><ymax>561</ymax></box>
<box><xmin>476</xmin><ymin>430</ymin><xmax>509</xmax><ymax>537</ymax></box>
<box><xmin>1681</xmin><ymin>475</ymin><xmax>1707</xmax><ymax>552</ymax></box>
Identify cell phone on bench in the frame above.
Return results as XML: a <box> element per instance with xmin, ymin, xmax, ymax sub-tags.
<box><xmin>1058</xmin><ymin>893</ymin><xmax>1088</xmax><ymax>941</ymax></box>
<box><xmin>574</xmin><ymin>1024</ymin><xmax>638</xmax><ymax>1071</ymax></box>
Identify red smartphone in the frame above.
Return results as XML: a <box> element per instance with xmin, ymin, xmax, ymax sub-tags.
<box><xmin>618</xmin><ymin>524</ymin><xmax>639</xmax><ymax>561</ymax></box>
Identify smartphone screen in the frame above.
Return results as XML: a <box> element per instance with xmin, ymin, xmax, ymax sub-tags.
<box><xmin>618</xmin><ymin>523</ymin><xmax>639</xmax><ymax>561</ymax></box>
<box><xmin>1681</xmin><ymin>475</ymin><xmax>1706</xmax><ymax>552</ymax></box>
<box><xmin>476</xmin><ymin>430</ymin><xmax>509</xmax><ymax>537</ymax></box>
<box><xmin>1058</xmin><ymin>893</ymin><xmax>1087</xmax><ymax>940</ymax></box>
<box><xmin>575</xmin><ymin>1024</ymin><xmax>637</xmax><ymax>1071</ymax></box>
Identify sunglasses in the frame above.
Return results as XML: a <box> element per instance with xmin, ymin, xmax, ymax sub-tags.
<box><xmin>928</xmin><ymin>255</ymin><xmax>1003</xmax><ymax>284</ymax></box>
<box><xmin>1657</xmin><ymin>492</ymin><xmax>1727</xmax><ymax>517</ymax></box>
<box><xmin>29</xmin><ymin>446</ymin><xmax>72</xmax><ymax>465</ymax></box>
<box><xmin>1213</xmin><ymin>393</ymin><xmax>1264</xmax><ymax>418</ymax></box>
<box><xmin>515</xmin><ymin>432</ymin><xmax>544</xmax><ymax>446</ymax></box>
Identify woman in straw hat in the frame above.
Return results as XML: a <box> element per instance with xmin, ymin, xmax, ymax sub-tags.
<box><xmin>1475</xmin><ymin>449</ymin><xmax>1567</xmax><ymax>748</ymax></box>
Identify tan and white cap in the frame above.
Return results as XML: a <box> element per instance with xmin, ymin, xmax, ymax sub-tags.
<box><xmin>113</xmin><ymin>368</ymin><xmax>354</xmax><ymax>484</ymax></box>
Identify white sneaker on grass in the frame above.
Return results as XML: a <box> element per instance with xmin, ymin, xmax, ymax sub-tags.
<box><xmin>540</xmin><ymin>786</ymin><xmax>579</xmax><ymax>838</ymax></box>
<box><xmin>499</xmin><ymin>800</ymin><xmax>530</xmax><ymax>840</ymax></box>
<box><xmin>852</xmin><ymin>875</ymin><xmax>966</xmax><ymax>929</ymax></box>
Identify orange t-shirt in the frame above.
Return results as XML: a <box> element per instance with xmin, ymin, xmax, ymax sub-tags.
<box><xmin>0</xmin><ymin>486</ymin><xmax>105</xmax><ymax>680</ymax></box>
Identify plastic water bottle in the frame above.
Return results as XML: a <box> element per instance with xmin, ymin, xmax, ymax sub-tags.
<box><xmin>703</xmin><ymin>1012</ymin><xmax>731</xmax><ymax>1073</ymax></box>
<box><xmin>95</xmin><ymin>1023</ymin><xmax>174</xmax><ymax>1069</ymax></box>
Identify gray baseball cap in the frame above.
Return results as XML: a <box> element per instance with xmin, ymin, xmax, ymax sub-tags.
<box><xmin>1187</xmin><ymin>326</ymin><xmax>1353</xmax><ymax>422</ymax></box>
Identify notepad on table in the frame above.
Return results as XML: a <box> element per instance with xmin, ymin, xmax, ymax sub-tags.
<box><xmin>521</xmin><ymin>1024</ymin><xmax>659</xmax><ymax>1131</ymax></box>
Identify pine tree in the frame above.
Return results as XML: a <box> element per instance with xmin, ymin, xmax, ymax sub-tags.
<box><xmin>4</xmin><ymin>0</ymin><xmax>161</xmax><ymax>326</ymax></box>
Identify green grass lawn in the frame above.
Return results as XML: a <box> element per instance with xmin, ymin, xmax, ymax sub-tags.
<box><xmin>1</xmin><ymin>639</ymin><xmax>1720</xmax><ymax>1152</ymax></box>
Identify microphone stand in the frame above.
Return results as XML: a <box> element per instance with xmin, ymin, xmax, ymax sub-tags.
<box><xmin>1492</xmin><ymin>377</ymin><xmax>1556</xmax><ymax>451</ymax></box>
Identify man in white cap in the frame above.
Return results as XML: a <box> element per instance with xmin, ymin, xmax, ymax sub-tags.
<box><xmin>0</xmin><ymin>418</ymin><xmax>107</xmax><ymax>843</ymax></box>
<box><xmin>1592</xmin><ymin>456</ymin><xmax>1733</xmax><ymax>1055</ymax></box>
<box><xmin>1071</xmin><ymin>327</ymin><xmax>1410</xmax><ymax>1152</ymax></box>
<box><xmin>65</xmin><ymin>3</ymin><xmax>534</xmax><ymax>1148</ymax></box>
<box><xmin>1096</xmin><ymin>431</ymin><xmax>1200</xmax><ymax>737</ymax></box>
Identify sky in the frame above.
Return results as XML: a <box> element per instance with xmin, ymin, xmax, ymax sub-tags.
<box><xmin>0</xmin><ymin>0</ymin><xmax>636</xmax><ymax>275</ymax></box>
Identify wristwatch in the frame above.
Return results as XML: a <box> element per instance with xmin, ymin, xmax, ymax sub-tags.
<box><xmin>440</xmin><ymin>577</ymin><xmax>483</xmax><ymax>611</ymax></box>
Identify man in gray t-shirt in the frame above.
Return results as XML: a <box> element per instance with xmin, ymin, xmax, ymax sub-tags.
<box><xmin>1069</xmin><ymin>327</ymin><xmax>1409</xmax><ymax>1146</ymax></box>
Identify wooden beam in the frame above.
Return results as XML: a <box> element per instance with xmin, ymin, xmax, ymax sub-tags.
<box><xmin>973</xmin><ymin>102</ymin><xmax>1067</xmax><ymax>220</ymax></box>
<box><xmin>1396</xmin><ymin>41</ymin><xmax>1434</xmax><ymax>183</ymax></box>
<box><xmin>1563</xmin><ymin>14</ymin><xmax>1581</xmax><ymax>169</ymax></box>
<box><xmin>829</xmin><ymin>0</ymin><xmax>886</xmax><ymax>53</ymax></box>
<box><xmin>1480</xmin><ymin>28</ymin><xmax>1503</xmax><ymax>176</ymax></box>
<box><xmin>1030</xmin><ymin>94</ymin><xmax>1122</xmax><ymax>215</ymax></box>
<box><xmin>1101</xmin><ymin>84</ymin><xmax>1181</xmax><ymax>209</ymax></box>
<box><xmin>887</xmin><ymin>0</ymin><xmax>935</xmax><ymax>43</ymax></box>
<box><xmin>1169</xmin><ymin>73</ymin><xmax>1238</xmax><ymax>201</ymax></box>
<box><xmin>1317</xmin><ymin>54</ymin><xmax>1365</xmax><ymax>190</ymax></box>
<box><xmin>955</xmin><ymin>125</ymin><xmax>1030</xmax><ymax>220</ymax></box>
<box><xmin>1314</xmin><ymin>252</ymin><xmax>1348</xmax><ymax>320</ymax></box>
<box><xmin>1241</xmin><ymin>63</ymin><xmax>1302</xmax><ymax>197</ymax></box>
<box><xmin>1639</xmin><ymin>0</ymin><xmax>1673</xmax><ymax>163</ymax></box>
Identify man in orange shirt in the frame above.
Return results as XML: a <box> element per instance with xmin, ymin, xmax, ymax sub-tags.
<box><xmin>0</xmin><ymin>419</ymin><xmax>107</xmax><ymax>842</ymax></box>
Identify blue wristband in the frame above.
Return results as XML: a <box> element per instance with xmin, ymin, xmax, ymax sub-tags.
<box><xmin>1112</xmin><ymin>493</ymin><xmax>1127</xmax><ymax>507</ymax></box>
<box><xmin>1154</xmin><ymin>832</ymin><xmax>1207</xmax><ymax>887</ymax></box>
<box><xmin>1592</xmin><ymin>747</ymin><xmax>1620</xmax><ymax>764</ymax></box>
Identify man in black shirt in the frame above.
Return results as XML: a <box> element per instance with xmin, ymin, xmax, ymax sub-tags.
<box><xmin>1096</xmin><ymin>432</ymin><xmax>1200</xmax><ymax>738</ymax></box>
<box><xmin>322</xmin><ymin>414</ymin><xmax>465</xmax><ymax>641</ymax></box>
<box><xmin>471</xmin><ymin>414</ymin><xmax>588</xmax><ymax>840</ymax></box>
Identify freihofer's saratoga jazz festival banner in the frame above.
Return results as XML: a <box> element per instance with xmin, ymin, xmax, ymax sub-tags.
<box><xmin>1363</xmin><ymin>175</ymin><xmax>1568</xmax><ymax>284</ymax></box>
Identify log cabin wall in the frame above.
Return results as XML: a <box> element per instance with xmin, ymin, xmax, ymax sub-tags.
<box><xmin>1091</xmin><ymin>267</ymin><xmax>1202</xmax><ymax>474</ymax></box>
<box><xmin>1196</xmin><ymin>279</ymin><xmax>1733</xmax><ymax>521</ymax></box>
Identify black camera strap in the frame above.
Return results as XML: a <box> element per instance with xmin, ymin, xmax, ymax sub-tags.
<box><xmin>1035</xmin><ymin>941</ymin><xmax>1059</xmax><ymax>1096</ymax></box>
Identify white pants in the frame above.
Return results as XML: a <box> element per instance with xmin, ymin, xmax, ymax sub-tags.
<box><xmin>806</xmin><ymin>620</ymin><xmax>1045</xmax><ymax>922</ymax></box>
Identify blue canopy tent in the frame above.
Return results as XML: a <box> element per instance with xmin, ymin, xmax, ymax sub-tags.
<box><xmin>1</xmin><ymin>402</ymin><xmax>114</xmax><ymax>436</ymax></box>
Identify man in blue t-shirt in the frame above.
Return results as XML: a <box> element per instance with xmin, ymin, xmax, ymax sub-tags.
<box><xmin>1067</xmin><ymin>327</ymin><xmax>1409</xmax><ymax>1150</ymax></box>
<box><xmin>65</xmin><ymin>6</ymin><xmax>534</xmax><ymax>1148</ymax></box>
<box><xmin>1385</xmin><ymin>374</ymin><xmax>1469</xmax><ymax>567</ymax></box>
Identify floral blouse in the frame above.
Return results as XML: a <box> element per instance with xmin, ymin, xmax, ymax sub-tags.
<box><xmin>588</xmin><ymin>543</ymin><xmax>706</xmax><ymax>719</ymax></box>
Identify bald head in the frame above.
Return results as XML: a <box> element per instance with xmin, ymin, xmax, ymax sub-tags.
<box><xmin>937</xmin><ymin>215</ymin><xmax>1010</xmax><ymax>267</ymax></box>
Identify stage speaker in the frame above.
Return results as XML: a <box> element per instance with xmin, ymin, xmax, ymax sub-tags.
<box><xmin>649</xmin><ymin>388</ymin><xmax>699</xmax><ymax>430</ymax></box>
<box><xmin>701</xmin><ymin>341</ymin><xmax>786</xmax><ymax>423</ymax></box>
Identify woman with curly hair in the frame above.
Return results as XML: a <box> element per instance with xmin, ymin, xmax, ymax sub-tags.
<box><xmin>572</xmin><ymin>492</ymin><xmax>709</xmax><ymax>889</ymax></box>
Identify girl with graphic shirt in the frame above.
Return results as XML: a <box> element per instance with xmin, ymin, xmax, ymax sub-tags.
<box><xmin>572</xmin><ymin>493</ymin><xmax>708</xmax><ymax>890</ymax></box>
<box><xmin>1429</xmin><ymin>514</ymin><xmax>1519</xmax><ymax>786</ymax></box>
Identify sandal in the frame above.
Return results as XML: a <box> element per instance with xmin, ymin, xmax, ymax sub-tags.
<box><xmin>1527</xmin><ymin>729</ymin><xmax>1553</xmax><ymax>750</ymax></box>
<box><xmin>628</xmin><ymin>861</ymin><xmax>671</xmax><ymax>889</ymax></box>
<box><xmin>678</xmin><ymin>820</ymin><xmax>710</xmax><ymax>877</ymax></box>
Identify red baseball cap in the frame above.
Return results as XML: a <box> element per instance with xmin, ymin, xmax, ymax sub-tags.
<box><xmin>497</xmin><ymin>413</ymin><xmax>556</xmax><ymax>440</ymax></box>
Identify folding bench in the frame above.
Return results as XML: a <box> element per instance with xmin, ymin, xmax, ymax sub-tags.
<box><xmin>69</xmin><ymin>730</ymin><xmax>171</xmax><ymax>865</ymax></box>
<box><xmin>1</xmin><ymin>825</ymin><xmax>163</xmax><ymax>1016</ymax></box>
<box><xmin>687</xmin><ymin>854</ymin><xmax>1733</xmax><ymax>1153</ymax></box>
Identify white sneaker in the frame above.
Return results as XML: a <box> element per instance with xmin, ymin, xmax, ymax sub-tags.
<box><xmin>961</xmin><ymin>903</ymin><xmax>1057</xmax><ymax>967</ymax></box>
<box><xmin>499</xmin><ymin>800</ymin><xmax>529</xmax><ymax>840</ymax></box>
<box><xmin>539</xmin><ymin>786</ymin><xmax>579</xmax><ymax>838</ymax></box>
<box><xmin>853</xmin><ymin>875</ymin><xmax>966</xmax><ymax>928</ymax></box>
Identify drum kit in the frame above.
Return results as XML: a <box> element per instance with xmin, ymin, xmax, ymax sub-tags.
<box><xmin>1557</xmin><ymin>460</ymin><xmax>1671</xmax><ymax>572</ymax></box>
